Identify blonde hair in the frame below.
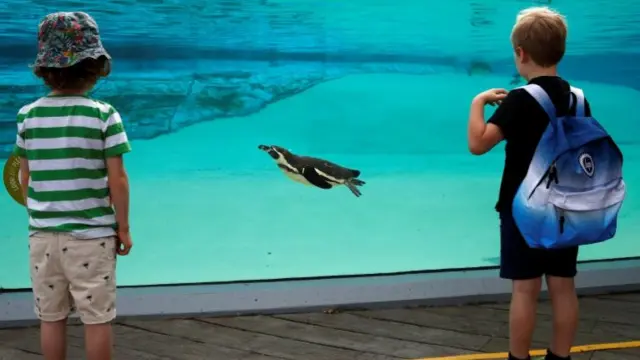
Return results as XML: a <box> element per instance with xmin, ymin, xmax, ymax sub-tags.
<box><xmin>511</xmin><ymin>6</ymin><xmax>567</xmax><ymax>67</ymax></box>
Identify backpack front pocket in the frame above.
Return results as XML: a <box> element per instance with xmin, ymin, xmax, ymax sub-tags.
<box><xmin>546</xmin><ymin>179</ymin><xmax>626</xmax><ymax>247</ymax></box>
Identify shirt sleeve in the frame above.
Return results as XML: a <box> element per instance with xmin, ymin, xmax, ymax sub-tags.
<box><xmin>13</xmin><ymin>112</ymin><xmax>27</xmax><ymax>158</ymax></box>
<box><xmin>487</xmin><ymin>90</ymin><xmax>523</xmax><ymax>141</ymax></box>
<box><xmin>103</xmin><ymin>110</ymin><xmax>132</xmax><ymax>158</ymax></box>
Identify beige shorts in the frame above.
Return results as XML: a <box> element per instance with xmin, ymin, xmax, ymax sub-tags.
<box><xmin>29</xmin><ymin>232</ymin><xmax>117</xmax><ymax>324</ymax></box>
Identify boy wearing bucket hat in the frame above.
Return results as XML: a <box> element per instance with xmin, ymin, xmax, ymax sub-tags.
<box><xmin>13</xmin><ymin>12</ymin><xmax>131</xmax><ymax>360</ymax></box>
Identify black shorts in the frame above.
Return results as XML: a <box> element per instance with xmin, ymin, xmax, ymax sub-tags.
<box><xmin>499</xmin><ymin>212</ymin><xmax>579</xmax><ymax>280</ymax></box>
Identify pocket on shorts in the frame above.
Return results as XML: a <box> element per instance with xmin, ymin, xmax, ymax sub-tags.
<box><xmin>94</xmin><ymin>237</ymin><xmax>117</xmax><ymax>289</ymax></box>
<box><xmin>90</xmin><ymin>236</ymin><xmax>117</xmax><ymax>262</ymax></box>
<box><xmin>104</xmin><ymin>237</ymin><xmax>117</xmax><ymax>261</ymax></box>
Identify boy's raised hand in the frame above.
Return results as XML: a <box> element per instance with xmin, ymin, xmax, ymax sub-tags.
<box><xmin>474</xmin><ymin>88</ymin><xmax>509</xmax><ymax>106</ymax></box>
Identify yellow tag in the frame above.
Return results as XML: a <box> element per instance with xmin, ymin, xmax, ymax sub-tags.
<box><xmin>3</xmin><ymin>154</ymin><xmax>25</xmax><ymax>206</ymax></box>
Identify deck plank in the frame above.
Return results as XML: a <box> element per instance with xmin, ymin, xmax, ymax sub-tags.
<box><xmin>0</xmin><ymin>345</ymin><xmax>41</xmax><ymax>360</ymax></box>
<box><xmin>567</xmin><ymin>353</ymin><xmax>595</xmax><ymax>360</ymax></box>
<box><xmin>0</xmin><ymin>327</ymin><xmax>83</xmax><ymax>357</ymax></box>
<box><xmin>421</xmin><ymin>304</ymin><xmax>599</xmax><ymax>332</ymax></box>
<box><xmin>421</xmin><ymin>303</ymin><xmax>637</xmax><ymax>346</ymax></box>
<box><xmin>591</xmin><ymin>321</ymin><xmax>640</xmax><ymax>340</ymax></box>
<box><xmin>480</xmin><ymin>337</ymin><xmax>548</xmax><ymax>353</ymax></box>
<box><xmin>597</xmin><ymin>293</ymin><xmax>640</xmax><ymax>303</ymax></box>
<box><xmin>350</xmin><ymin>308</ymin><xmax>507</xmax><ymax>337</ymax></box>
<box><xmin>276</xmin><ymin>312</ymin><xmax>490</xmax><ymax>350</ymax></box>
<box><xmin>0</xmin><ymin>326</ymin><xmax>158</xmax><ymax>360</ymax></box>
<box><xmin>482</xmin><ymin>298</ymin><xmax>640</xmax><ymax>324</ymax></box>
<box><xmin>204</xmin><ymin>315</ymin><xmax>474</xmax><ymax>358</ymax></box>
<box><xmin>591</xmin><ymin>350</ymin><xmax>640</xmax><ymax>360</ymax></box>
<box><xmin>122</xmin><ymin>318</ymin><xmax>393</xmax><ymax>360</ymax></box>
<box><xmin>83</xmin><ymin>323</ymin><xmax>280</xmax><ymax>360</ymax></box>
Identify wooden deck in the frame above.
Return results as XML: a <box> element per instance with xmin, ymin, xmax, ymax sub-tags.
<box><xmin>2</xmin><ymin>292</ymin><xmax>640</xmax><ymax>360</ymax></box>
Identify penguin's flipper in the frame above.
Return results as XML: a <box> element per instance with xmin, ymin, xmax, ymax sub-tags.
<box><xmin>345</xmin><ymin>182</ymin><xmax>362</xmax><ymax>197</ymax></box>
<box><xmin>302</xmin><ymin>167</ymin><xmax>332</xmax><ymax>189</ymax></box>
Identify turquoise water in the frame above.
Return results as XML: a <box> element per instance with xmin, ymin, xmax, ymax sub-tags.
<box><xmin>1</xmin><ymin>0</ymin><xmax>639</xmax><ymax>289</ymax></box>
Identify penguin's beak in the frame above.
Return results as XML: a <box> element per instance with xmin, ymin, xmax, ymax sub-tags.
<box><xmin>258</xmin><ymin>144</ymin><xmax>279</xmax><ymax>160</ymax></box>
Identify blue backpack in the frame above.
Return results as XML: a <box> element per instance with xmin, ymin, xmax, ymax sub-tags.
<box><xmin>511</xmin><ymin>84</ymin><xmax>626</xmax><ymax>249</ymax></box>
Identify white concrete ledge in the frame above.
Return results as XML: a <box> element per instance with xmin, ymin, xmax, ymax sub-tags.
<box><xmin>2</xmin><ymin>259</ymin><xmax>640</xmax><ymax>328</ymax></box>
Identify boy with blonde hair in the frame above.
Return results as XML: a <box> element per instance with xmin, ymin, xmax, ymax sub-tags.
<box><xmin>467</xmin><ymin>7</ymin><xmax>582</xmax><ymax>360</ymax></box>
<box><xmin>15</xmin><ymin>11</ymin><xmax>133</xmax><ymax>360</ymax></box>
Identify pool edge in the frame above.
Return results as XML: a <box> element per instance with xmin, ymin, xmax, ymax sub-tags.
<box><xmin>2</xmin><ymin>259</ymin><xmax>640</xmax><ymax>327</ymax></box>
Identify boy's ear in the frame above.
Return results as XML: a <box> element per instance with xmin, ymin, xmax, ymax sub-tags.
<box><xmin>99</xmin><ymin>58</ymin><xmax>111</xmax><ymax>77</ymax></box>
<box><xmin>515</xmin><ymin>47</ymin><xmax>529</xmax><ymax>63</ymax></box>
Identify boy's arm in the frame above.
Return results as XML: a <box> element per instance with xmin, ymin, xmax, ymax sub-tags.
<box><xmin>103</xmin><ymin>110</ymin><xmax>132</xmax><ymax>232</ymax></box>
<box><xmin>468</xmin><ymin>99</ymin><xmax>504</xmax><ymax>155</ymax></box>
<box><xmin>468</xmin><ymin>91</ymin><xmax>519</xmax><ymax>155</ymax></box>
<box><xmin>107</xmin><ymin>156</ymin><xmax>129</xmax><ymax>231</ymax></box>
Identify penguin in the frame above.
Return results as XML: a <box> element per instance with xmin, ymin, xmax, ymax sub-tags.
<box><xmin>258</xmin><ymin>144</ymin><xmax>366</xmax><ymax>197</ymax></box>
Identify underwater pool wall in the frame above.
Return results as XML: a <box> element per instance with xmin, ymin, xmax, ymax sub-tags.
<box><xmin>2</xmin><ymin>0</ymin><xmax>640</xmax><ymax>323</ymax></box>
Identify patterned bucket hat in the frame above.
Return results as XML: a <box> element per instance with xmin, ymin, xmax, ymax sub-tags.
<box><xmin>33</xmin><ymin>11</ymin><xmax>110</xmax><ymax>68</ymax></box>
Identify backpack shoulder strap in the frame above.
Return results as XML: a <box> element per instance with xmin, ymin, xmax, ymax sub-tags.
<box><xmin>570</xmin><ymin>86</ymin><xmax>586</xmax><ymax>117</ymax></box>
<box><xmin>519</xmin><ymin>84</ymin><xmax>556</xmax><ymax>121</ymax></box>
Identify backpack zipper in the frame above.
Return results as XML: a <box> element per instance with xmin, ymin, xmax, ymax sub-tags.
<box><xmin>546</xmin><ymin>163</ymin><xmax>559</xmax><ymax>188</ymax></box>
<box><xmin>547</xmin><ymin>162</ymin><xmax>565</xmax><ymax>234</ymax></box>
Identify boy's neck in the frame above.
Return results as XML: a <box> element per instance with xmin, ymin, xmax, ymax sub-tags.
<box><xmin>49</xmin><ymin>89</ymin><xmax>88</xmax><ymax>97</ymax></box>
<box><xmin>524</xmin><ymin>66</ymin><xmax>558</xmax><ymax>82</ymax></box>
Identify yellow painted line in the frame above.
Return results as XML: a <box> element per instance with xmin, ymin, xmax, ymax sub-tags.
<box><xmin>415</xmin><ymin>340</ymin><xmax>640</xmax><ymax>360</ymax></box>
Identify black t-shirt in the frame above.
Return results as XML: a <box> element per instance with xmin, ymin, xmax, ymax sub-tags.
<box><xmin>487</xmin><ymin>76</ymin><xmax>592</xmax><ymax>212</ymax></box>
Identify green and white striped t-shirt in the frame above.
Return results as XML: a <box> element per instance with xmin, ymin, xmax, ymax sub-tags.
<box><xmin>13</xmin><ymin>95</ymin><xmax>132</xmax><ymax>239</ymax></box>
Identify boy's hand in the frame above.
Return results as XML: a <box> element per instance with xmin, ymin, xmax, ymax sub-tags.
<box><xmin>474</xmin><ymin>88</ymin><xmax>509</xmax><ymax>106</ymax></box>
<box><xmin>116</xmin><ymin>230</ymin><xmax>133</xmax><ymax>256</ymax></box>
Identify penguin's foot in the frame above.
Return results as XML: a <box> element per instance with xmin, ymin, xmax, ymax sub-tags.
<box><xmin>350</xmin><ymin>178</ymin><xmax>365</xmax><ymax>186</ymax></box>
<box><xmin>345</xmin><ymin>182</ymin><xmax>362</xmax><ymax>197</ymax></box>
